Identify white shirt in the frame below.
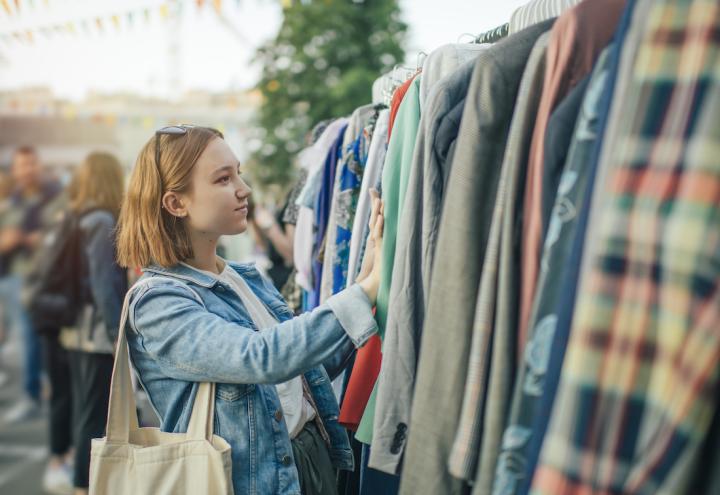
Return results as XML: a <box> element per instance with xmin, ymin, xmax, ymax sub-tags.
<box><xmin>183</xmin><ymin>262</ymin><xmax>316</xmax><ymax>439</ymax></box>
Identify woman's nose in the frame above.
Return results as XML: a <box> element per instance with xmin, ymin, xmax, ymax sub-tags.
<box><xmin>237</xmin><ymin>178</ymin><xmax>252</xmax><ymax>198</ymax></box>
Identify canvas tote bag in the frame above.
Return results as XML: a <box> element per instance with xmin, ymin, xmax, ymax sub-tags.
<box><xmin>89</xmin><ymin>283</ymin><xmax>234</xmax><ymax>494</ymax></box>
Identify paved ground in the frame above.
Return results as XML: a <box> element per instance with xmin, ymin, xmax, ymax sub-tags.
<box><xmin>0</xmin><ymin>353</ymin><xmax>48</xmax><ymax>495</ymax></box>
<box><xmin>0</xmin><ymin>337</ymin><xmax>160</xmax><ymax>495</ymax></box>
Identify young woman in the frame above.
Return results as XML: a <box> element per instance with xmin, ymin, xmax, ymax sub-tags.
<box><xmin>63</xmin><ymin>152</ymin><xmax>128</xmax><ymax>495</ymax></box>
<box><xmin>116</xmin><ymin>125</ymin><xmax>384</xmax><ymax>495</ymax></box>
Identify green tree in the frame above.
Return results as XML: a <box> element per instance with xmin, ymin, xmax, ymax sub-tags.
<box><xmin>249</xmin><ymin>0</ymin><xmax>406</xmax><ymax>187</ymax></box>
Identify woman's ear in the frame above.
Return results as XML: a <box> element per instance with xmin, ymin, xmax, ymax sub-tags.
<box><xmin>162</xmin><ymin>191</ymin><xmax>188</xmax><ymax>218</ymax></box>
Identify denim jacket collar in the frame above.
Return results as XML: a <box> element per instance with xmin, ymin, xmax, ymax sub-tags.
<box><xmin>143</xmin><ymin>261</ymin><xmax>257</xmax><ymax>288</ymax></box>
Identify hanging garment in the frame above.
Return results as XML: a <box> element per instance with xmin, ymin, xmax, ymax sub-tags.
<box><xmin>359</xmin><ymin>444</ymin><xmax>401</xmax><ymax>495</ymax></box>
<box><xmin>338</xmin><ymin>76</ymin><xmax>417</xmax><ymax>433</ymax></box>
<box><xmin>355</xmin><ymin>76</ymin><xmax>423</xmax><ymax>445</ymax></box>
<box><xmin>295</xmin><ymin>118</ymin><xmax>350</xmax><ymax>292</ymax></box>
<box><xmin>308</xmin><ymin>125</ymin><xmax>348</xmax><ymax>310</ymax></box>
<box><xmin>690</xmin><ymin>402</ymin><xmax>720</xmax><ymax>495</ymax></box>
<box><xmin>469</xmin><ymin>32</ymin><xmax>553</xmax><ymax>495</ymax></box>
<box><xmin>509</xmin><ymin>0</ymin><xmax>582</xmax><ymax>34</ymax></box>
<box><xmin>520</xmin><ymin>0</ymin><xmax>645</xmax><ymax>488</ymax></box>
<box><xmin>369</xmin><ymin>53</ymin><xmax>487</xmax><ymax>475</ymax></box>
<box><xmin>518</xmin><ymin>0</ymin><xmax>626</xmax><ymax>359</ymax></box>
<box><xmin>418</xmin><ymin>44</ymin><xmax>488</xmax><ymax>111</ymax></box>
<box><xmin>443</xmin><ymin>30</ymin><xmax>553</xmax><ymax>488</ymax></box>
<box><xmin>539</xmin><ymin>77</ymin><xmax>588</xmax><ymax>243</ymax></box>
<box><xmin>346</xmin><ymin>109</ymin><xmax>390</xmax><ymax>288</ymax></box>
<box><xmin>320</xmin><ymin>105</ymin><xmax>377</xmax><ymax>304</ymax></box>
<box><xmin>491</xmin><ymin>46</ymin><xmax>607</xmax><ymax>495</ymax></box>
<box><xmin>398</xmin><ymin>20</ymin><xmax>556</xmax><ymax>495</ymax></box>
<box><xmin>388</xmin><ymin>76</ymin><xmax>417</xmax><ymax>139</ymax></box>
<box><xmin>531</xmin><ymin>0</ymin><xmax>720</xmax><ymax>493</ymax></box>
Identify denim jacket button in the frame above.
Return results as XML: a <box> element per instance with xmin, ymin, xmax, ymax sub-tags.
<box><xmin>274</xmin><ymin>409</ymin><xmax>283</xmax><ymax>422</ymax></box>
<box><xmin>281</xmin><ymin>455</ymin><xmax>293</xmax><ymax>466</ymax></box>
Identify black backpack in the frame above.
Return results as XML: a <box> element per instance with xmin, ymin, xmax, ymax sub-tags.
<box><xmin>25</xmin><ymin>209</ymin><xmax>97</xmax><ymax>333</ymax></box>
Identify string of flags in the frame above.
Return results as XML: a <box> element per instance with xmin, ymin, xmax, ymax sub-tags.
<box><xmin>0</xmin><ymin>0</ymin><xmax>243</xmax><ymax>45</ymax></box>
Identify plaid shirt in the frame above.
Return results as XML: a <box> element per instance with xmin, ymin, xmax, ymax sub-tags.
<box><xmin>531</xmin><ymin>0</ymin><xmax>720</xmax><ymax>493</ymax></box>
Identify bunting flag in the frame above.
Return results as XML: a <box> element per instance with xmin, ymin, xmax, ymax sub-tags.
<box><xmin>0</xmin><ymin>0</ymin><xmax>244</xmax><ymax>45</ymax></box>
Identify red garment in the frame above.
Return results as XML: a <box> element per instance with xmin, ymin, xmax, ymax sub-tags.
<box><xmin>387</xmin><ymin>74</ymin><xmax>417</xmax><ymax>140</ymax></box>
<box><xmin>338</xmin><ymin>334</ymin><xmax>382</xmax><ymax>430</ymax></box>
<box><xmin>338</xmin><ymin>73</ymin><xmax>419</xmax><ymax>429</ymax></box>
<box><xmin>518</xmin><ymin>0</ymin><xmax>625</xmax><ymax>362</ymax></box>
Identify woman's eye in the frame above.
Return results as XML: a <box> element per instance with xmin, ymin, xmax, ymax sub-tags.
<box><xmin>218</xmin><ymin>176</ymin><xmax>230</xmax><ymax>184</ymax></box>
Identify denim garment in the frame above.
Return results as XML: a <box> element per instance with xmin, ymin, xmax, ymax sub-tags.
<box><xmin>76</xmin><ymin>210</ymin><xmax>128</xmax><ymax>353</ymax></box>
<box><xmin>126</xmin><ymin>261</ymin><xmax>377</xmax><ymax>495</ymax></box>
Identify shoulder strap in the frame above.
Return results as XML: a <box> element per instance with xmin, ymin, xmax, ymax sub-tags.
<box><xmin>105</xmin><ymin>278</ymin><xmax>215</xmax><ymax>442</ymax></box>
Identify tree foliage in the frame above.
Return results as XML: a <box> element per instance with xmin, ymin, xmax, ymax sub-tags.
<box><xmin>248</xmin><ymin>0</ymin><xmax>406</xmax><ymax>187</ymax></box>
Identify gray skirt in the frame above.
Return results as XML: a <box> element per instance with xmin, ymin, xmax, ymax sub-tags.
<box><xmin>291</xmin><ymin>421</ymin><xmax>338</xmax><ymax>495</ymax></box>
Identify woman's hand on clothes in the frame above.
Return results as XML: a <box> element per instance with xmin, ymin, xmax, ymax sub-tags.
<box><xmin>358</xmin><ymin>189</ymin><xmax>384</xmax><ymax>304</ymax></box>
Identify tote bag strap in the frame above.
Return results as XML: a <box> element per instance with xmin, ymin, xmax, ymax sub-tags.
<box><xmin>106</xmin><ymin>278</ymin><xmax>216</xmax><ymax>443</ymax></box>
<box><xmin>187</xmin><ymin>382</ymin><xmax>215</xmax><ymax>441</ymax></box>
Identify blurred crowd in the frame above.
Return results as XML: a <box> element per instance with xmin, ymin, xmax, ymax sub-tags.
<box><xmin>0</xmin><ymin>145</ymin><xmax>300</xmax><ymax>495</ymax></box>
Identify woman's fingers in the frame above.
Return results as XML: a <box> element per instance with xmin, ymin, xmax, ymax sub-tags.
<box><xmin>368</xmin><ymin>189</ymin><xmax>381</xmax><ymax>230</ymax></box>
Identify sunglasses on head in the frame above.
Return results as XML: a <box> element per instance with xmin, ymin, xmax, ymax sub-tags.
<box><xmin>154</xmin><ymin>124</ymin><xmax>196</xmax><ymax>171</ymax></box>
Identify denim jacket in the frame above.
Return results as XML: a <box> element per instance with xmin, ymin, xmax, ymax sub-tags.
<box><xmin>126</xmin><ymin>261</ymin><xmax>377</xmax><ymax>495</ymax></box>
<box><xmin>60</xmin><ymin>210</ymin><xmax>127</xmax><ymax>354</ymax></box>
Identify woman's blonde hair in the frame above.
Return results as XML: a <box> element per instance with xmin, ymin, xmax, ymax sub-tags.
<box><xmin>116</xmin><ymin>126</ymin><xmax>223</xmax><ymax>268</ymax></box>
<box><xmin>70</xmin><ymin>152</ymin><xmax>125</xmax><ymax>216</ymax></box>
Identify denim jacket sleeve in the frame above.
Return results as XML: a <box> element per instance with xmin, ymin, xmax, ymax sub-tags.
<box><xmin>249</xmin><ymin>265</ymin><xmax>356</xmax><ymax>381</ymax></box>
<box><xmin>80</xmin><ymin>211</ymin><xmax>128</xmax><ymax>343</ymax></box>
<box><xmin>128</xmin><ymin>280</ymin><xmax>377</xmax><ymax>385</ymax></box>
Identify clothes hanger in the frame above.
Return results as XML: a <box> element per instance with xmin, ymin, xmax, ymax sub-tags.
<box><xmin>473</xmin><ymin>22</ymin><xmax>510</xmax><ymax>44</ymax></box>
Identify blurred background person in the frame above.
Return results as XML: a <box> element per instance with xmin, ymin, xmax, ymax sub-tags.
<box><xmin>248</xmin><ymin>197</ymin><xmax>295</xmax><ymax>291</ymax></box>
<box><xmin>0</xmin><ymin>169</ymin><xmax>15</xmax><ymax>387</ymax></box>
<box><xmin>0</xmin><ymin>146</ymin><xmax>61</xmax><ymax>423</ymax></box>
<box><xmin>21</xmin><ymin>173</ymin><xmax>76</xmax><ymax>494</ymax></box>
<box><xmin>58</xmin><ymin>152</ymin><xmax>127</xmax><ymax>495</ymax></box>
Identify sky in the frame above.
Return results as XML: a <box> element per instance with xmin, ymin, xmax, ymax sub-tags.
<box><xmin>0</xmin><ymin>0</ymin><xmax>529</xmax><ymax>101</ymax></box>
